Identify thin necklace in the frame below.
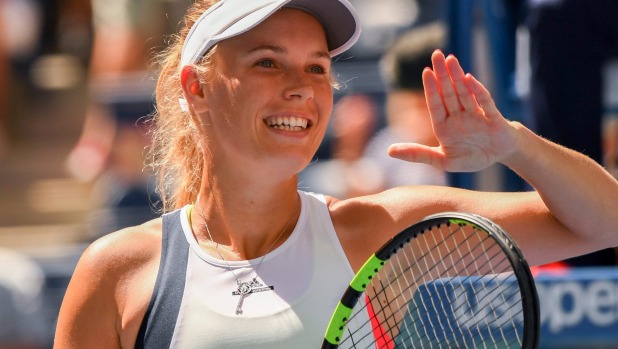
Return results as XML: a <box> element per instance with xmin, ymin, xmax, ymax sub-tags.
<box><xmin>195</xmin><ymin>194</ymin><xmax>299</xmax><ymax>315</ymax></box>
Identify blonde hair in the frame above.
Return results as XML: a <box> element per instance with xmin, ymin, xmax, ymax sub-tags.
<box><xmin>148</xmin><ymin>0</ymin><xmax>341</xmax><ymax>213</ymax></box>
<box><xmin>147</xmin><ymin>0</ymin><xmax>220</xmax><ymax>213</ymax></box>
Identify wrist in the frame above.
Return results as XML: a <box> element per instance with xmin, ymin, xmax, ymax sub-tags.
<box><xmin>500</xmin><ymin>121</ymin><xmax>534</xmax><ymax>170</ymax></box>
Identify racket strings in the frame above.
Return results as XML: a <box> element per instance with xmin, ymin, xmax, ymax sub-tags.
<box><xmin>341</xmin><ymin>224</ymin><xmax>491</xmax><ymax>348</ymax></box>
<box><xmin>438</xmin><ymin>225</ymin><xmax>522</xmax><ymax>347</ymax></box>
<box><xmin>460</xmin><ymin>224</ymin><xmax>524</xmax><ymax>346</ymax></box>
<box><xmin>339</xmin><ymin>222</ymin><xmax>526</xmax><ymax>349</ymax></box>
<box><xmin>387</xmin><ymin>225</ymin><xmax>516</xmax><ymax>348</ymax></box>
<box><xmin>402</xmin><ymin>224</ymin><xmax>522</xmax><ymax>348</ymax></box>
<box><xmin>340</xmin><ymin>224</ymin><xmax>473</xmax><ymax>346</ymax></box>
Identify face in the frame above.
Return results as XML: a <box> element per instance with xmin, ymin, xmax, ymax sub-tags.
<box><xmin>197</xmin><ymin>8</ymin><xmax>334</xmax><ymax>177</ymax></box>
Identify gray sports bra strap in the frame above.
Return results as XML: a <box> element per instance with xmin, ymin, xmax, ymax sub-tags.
<box><xmin>135</xmin><ymin>209</ymin><xmax>189</xmax><ymax>348</ymax></box>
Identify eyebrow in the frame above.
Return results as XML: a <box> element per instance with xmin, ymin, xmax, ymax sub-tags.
<box><xmin>247</xmin><ymin>45</ymin><xmax>331</xmax><ymax>60</ymax></box>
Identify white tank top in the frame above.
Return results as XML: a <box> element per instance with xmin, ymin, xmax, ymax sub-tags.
<box><xmin>137</xmin><ymin>191</ymin><xmax>371</xmax><ymax>348</ymax></box>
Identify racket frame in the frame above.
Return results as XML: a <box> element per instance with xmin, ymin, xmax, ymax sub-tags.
<box><xmin>322</xmin><ymin>212</ymin><xmax>540</xmax><ymax>349</ymax></box>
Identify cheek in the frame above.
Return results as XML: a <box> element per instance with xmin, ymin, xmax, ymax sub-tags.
<box><xmin>313</xmin><ymin>104</ymin><xmax>332</xmax><ymax>150</ymax></box>
<box><xmin>204</xmin><ymin>78</ymin><xmax>247</xmax><ymax>117</ymax></box>
<box><xmin>317</xmin><ymin>89</ymin><xmax>334</xmax><ymax>128</ymax></box>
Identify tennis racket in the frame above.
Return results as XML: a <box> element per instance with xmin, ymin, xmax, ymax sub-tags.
<box><xmin>322</xmin><ymin>212</ymin><xmax>539</xmax><ymax>349</ymax></box>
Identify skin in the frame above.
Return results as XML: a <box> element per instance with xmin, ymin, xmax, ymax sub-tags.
<box><xmin>54</xmin><ymin>8</ymin><xmax>618</xmax><ymax>349</ymax></box>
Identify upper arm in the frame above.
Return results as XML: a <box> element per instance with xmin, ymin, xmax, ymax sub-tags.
<box><xmin>54</xmin><ymin>222</ymin><xmax>162</xmax><ymax>349</ymax></box>
<box><xmin>329</xmin><ymin>186</ymin><xmax>461</xmax><ymax>270</ymax></box>
<box><xmin>330</xmin><ymin>185</ymin><xmax>593</xmax><ymax>270</ymax></box>
<box><xmin>54</xmin><ymin>238</ymin><xmax>124</xmax><ymax>348</ymax></box>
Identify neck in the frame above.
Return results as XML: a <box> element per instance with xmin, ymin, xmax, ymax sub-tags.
<box><xmin>193</xmin><ymin>181</ymin><xmax>300</xmax><ymax>260</ymax></box>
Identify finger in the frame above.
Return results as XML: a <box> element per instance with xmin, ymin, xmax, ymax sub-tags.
<box><xmin>422</xmin><ymin>67</ymin><xmax>447</xmax><ymax>124</ymax></box>
<box><xmin>464</xmin><ymin>73</ymin><xmax>501</xmax><ymax>119</ymax></box>
<box><xmin>387</xmin><ymin>143</ymin><xmax>445</xmax><ymax>169</ymax></box>
<box><xmin>445</xmin><ymin>55</ymin><xmax>477</xmax><ymax>111</ymax></box>
<box><xmin>431</xmin><ymin>50</ymin><xmax>461</xmax><ymax>114</ymax></box>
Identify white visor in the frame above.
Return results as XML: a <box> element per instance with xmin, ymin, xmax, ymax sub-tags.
<box><xmin>180</xmin><ymin>0</ymin><xmax>361</xmax><ymax>67</ymax></box>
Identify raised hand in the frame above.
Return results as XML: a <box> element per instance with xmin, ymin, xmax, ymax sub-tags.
<box><xmin>388</xmin><ymin>50</ymin><xmax>520</xmax><ymax>173</ymax></box>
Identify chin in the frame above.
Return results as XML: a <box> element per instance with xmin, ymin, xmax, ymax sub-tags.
<box><xmin>273</xmin><ymin>153</ymin><xmax>311</xmax><ymax>175</ymax></box>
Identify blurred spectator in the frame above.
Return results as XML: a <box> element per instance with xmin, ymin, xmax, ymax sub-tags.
<box><xmin>298</xmin><ymin>94</ymin><xmax>383</xmax><ymax>198</ymax></box>
<box><xmin>0</xmin><ymin>0</ymin><xmax>42</xmax><ymax>156</ymax></box>
<box><xmin>527</xmin><ymin>0</ymin><xmax>618</xmax><ymax>266</ymax></box>
<box><xmin>66</xmin><ymin>0</ymin><xmax>192</xmax><ymax>238</ymax></box>
<box><xmin>0</xmin><ymin>10</ymin><xmax>8</xmax><ymax>157</ymax></box>
<box><xmin>0</xmin><ymin>248</ymin><xmax>47</xmax><ymax>349</ymax></box>
<box><xmin>363</xmin><ymin>22</ymin><xmax>447</xmax><ymax>189</ymax></box>
<box><xmin>604</xmin><ymin>115</ymin><xmax>618</xmax><ymax>178</ymax></box>
<box><xmin>603</xmin><ymin>60</ymin><xmax>618</xmax><ymax>179</ymax></box>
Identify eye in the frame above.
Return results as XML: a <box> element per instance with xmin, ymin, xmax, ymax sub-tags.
<box><xmin>309</xmin><ymin>65</ymin><xmax>327</xmax><ymax>74</ymax></box>
<box><xmin>256</xmin><ymin>59</ymin><xmax>275</xmax><ymax>68</ymax></box>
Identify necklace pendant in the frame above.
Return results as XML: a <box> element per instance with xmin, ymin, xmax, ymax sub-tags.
<box><xmin>231</xmin><ymin>278</ymin><xmax>275</xmax><ymax>315</ymax></box>
<box><xmin>234</xmin><ymin>281</ymin><xmax>253</xmax><ymax>315</ymax></box>
<box><xmin>237</xmin><ymin>281</ymin><xmax>253</xmax><ymax>295</ymax></box>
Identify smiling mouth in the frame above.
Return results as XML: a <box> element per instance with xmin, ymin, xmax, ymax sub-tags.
<box><xmin>265</xmin><ymin>116</ymin><xmax>310</xmax><ymax>132</ymax></box>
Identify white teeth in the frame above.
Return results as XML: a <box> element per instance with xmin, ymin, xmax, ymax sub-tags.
<box><xmin>288</xmin><ymin>117</ymin><xmax>308</xmax><ymax>128</ymax></box>
<box><xmin>266</xmin><ymin>116</ymin><xmax>309</xmax><ymax>130</ymax></box>
<box><xmin>272</xmin><ymin>125</ymin><xmax>305</xmax><ymax>132</ymax></box>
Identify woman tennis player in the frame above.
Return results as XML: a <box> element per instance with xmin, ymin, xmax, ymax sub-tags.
<box><xmin>54</xmin><ymin>0</ymin><xmax>618</xmax><ymax>348</ymax></box>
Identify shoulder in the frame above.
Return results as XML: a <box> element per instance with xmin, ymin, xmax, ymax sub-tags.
<box><xmin>66</xmin><ymin>218</ymin><xmax>164</xmax><ymax>311</ymax></box>
<box><xmin>55</xmin><ymin>217</ymin><xmax>165</xmax><ymax>348</ymax></box>
<box><xmin>328</xmin><ymin>186</ymin><xmax>456</xmax><ymax>225</ymax></box>
<box><xmin>325</xmin><ymin>186</ymin><xmax>463</xmax><ymax>270</ymax></box>
<box><xmin>84</xmin><ymin>217</ymin><xmax>163</xmax><ymax>275</ymax></box>
<box><xmin>326</xmin><ymin>186</ymin><xmax>547</xmax><ymax>270</ymax></box>
<box><xmin>78</xmin><ymin>217</ymin><xmax>165</xmax><ymax>310</ymax></box>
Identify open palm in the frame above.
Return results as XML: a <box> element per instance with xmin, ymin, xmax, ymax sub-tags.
<box><xmin>388</xmin><ymin>50</ymin><xmax>520</xmax><ymax>173</ymax></box>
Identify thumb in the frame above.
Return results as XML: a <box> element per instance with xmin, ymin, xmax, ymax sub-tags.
<box><xmin>387</xmin><ymin>143</ymin><xmax>445</xmax><ymax>168</ymax></box>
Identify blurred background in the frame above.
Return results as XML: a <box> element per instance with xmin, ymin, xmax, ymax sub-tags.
<box><xmin>0</xmin><ymin>0</ymin><xmax>617</xmax><ymax>348</ymax></box>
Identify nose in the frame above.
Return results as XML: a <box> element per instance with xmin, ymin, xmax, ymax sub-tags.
<box><xmin>283</xmin><ymin>74</ymin><xmax>314</xmax><ymax>102</ymax></box>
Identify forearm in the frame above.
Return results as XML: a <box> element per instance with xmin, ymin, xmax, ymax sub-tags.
<box><xmin>502</xmin><ymin>121</ymin><xmax>618</xmax><ymax>245</ymax></box>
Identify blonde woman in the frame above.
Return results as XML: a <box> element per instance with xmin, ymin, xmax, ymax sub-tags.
<box><xmin>55</xmin><ymin>0</ymin><xmax>618</xmax><ymax>348</ymax></box>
